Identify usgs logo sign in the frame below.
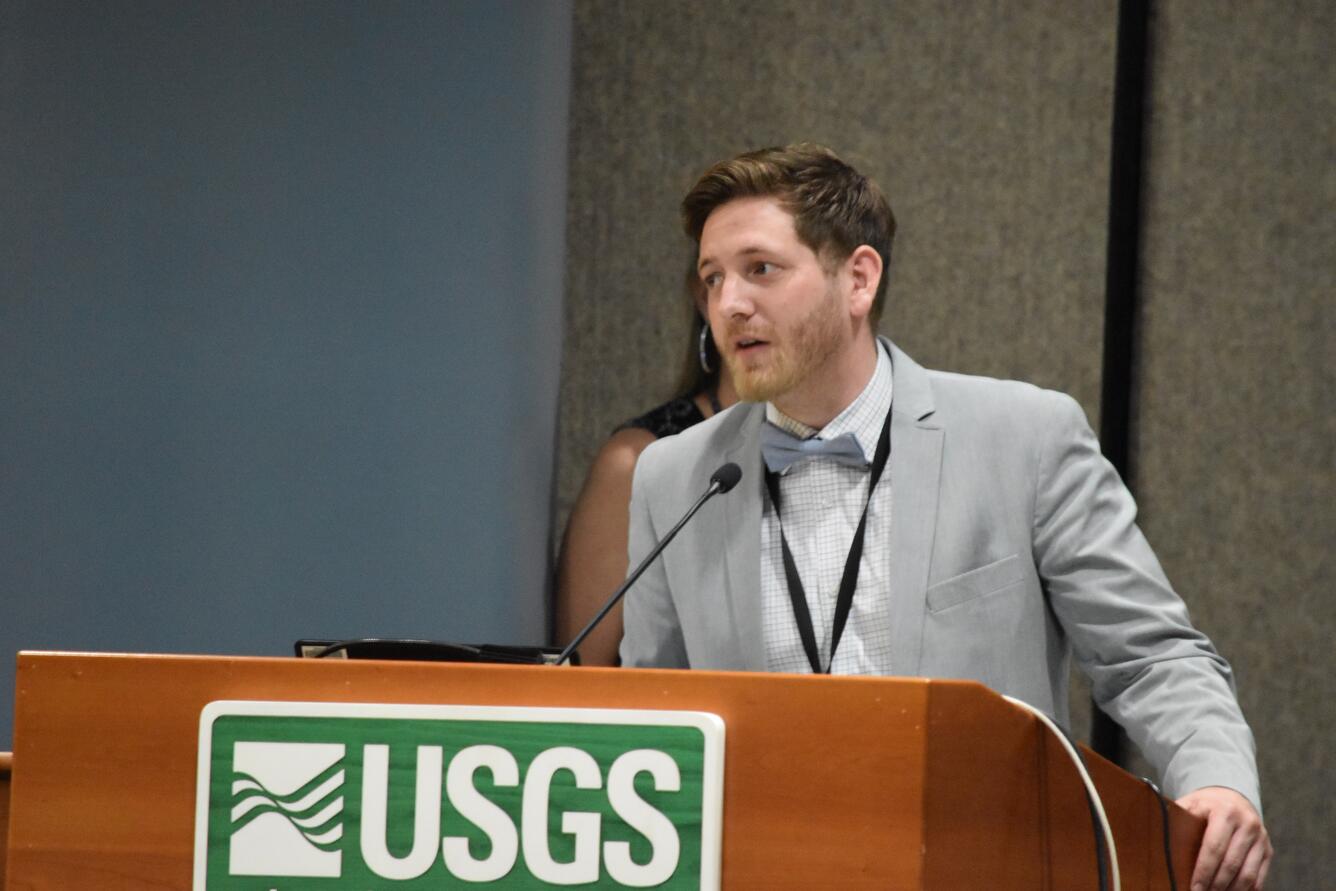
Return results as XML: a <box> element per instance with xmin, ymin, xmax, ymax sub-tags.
<box><xmin>193</xmin><ymin>701</ymin><xmax>724</xmax><ymax>890</ymax></box>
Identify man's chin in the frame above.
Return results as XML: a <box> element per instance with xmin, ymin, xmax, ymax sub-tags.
<box><xmin>731</xmin><ymin>368</ymin><xmax>793</xmax><ymax>404</ymax></box>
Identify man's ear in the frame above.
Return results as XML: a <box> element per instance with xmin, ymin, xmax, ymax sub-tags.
<box><xmin>846</xmin><ymin>245</ymin><xmax>883</xmax><ymax>321</ymax></box>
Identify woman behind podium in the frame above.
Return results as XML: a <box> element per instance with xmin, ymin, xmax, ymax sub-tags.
<box><xmin>555</xmin><ymin>270</ymin><xmax>737</xmax><ymax>666</ymax></box>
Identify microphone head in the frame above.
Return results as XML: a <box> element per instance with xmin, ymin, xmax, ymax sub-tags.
<box><xmin>710</xmin><ymin>462</ymin><xmax>743</xmax><ymax>494</ymax></box>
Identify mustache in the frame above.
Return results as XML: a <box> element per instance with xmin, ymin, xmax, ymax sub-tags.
<box><xmin>721</xmin><ymin>325</ymin><xmax>772</xmax><ymax>344</ymax></box>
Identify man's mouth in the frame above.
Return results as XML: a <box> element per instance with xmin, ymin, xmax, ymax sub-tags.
<box><xmin>733</xmin><ymin>336</ymin><xmax>769</xmax><ymax>354</ymax></box>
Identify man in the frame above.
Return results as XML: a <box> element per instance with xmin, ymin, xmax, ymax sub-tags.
<box><xmin>619</xmin><ymin>144</ymin><xmax>1271</xmax><ymax>890</ymax></box>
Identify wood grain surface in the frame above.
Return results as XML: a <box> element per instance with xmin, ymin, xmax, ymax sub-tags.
<box><xmin>5</xmin><ymin>652</ymin><xmax>1200</xmax><ymax>889</ymax></box>
<box><xmin>1</xmin><ymin>751</ymin><xmax>10</xmax><ymax>890</ymax></box>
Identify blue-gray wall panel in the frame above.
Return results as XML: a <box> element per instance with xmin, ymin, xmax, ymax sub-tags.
<box><xmin>0</xmin><ymin>0</ymin><xmax>572</xmax><ymax>745</ymax></box>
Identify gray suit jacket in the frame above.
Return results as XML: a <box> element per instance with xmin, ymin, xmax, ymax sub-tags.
<box><xmin>621</xmin><ymin>340</ymin><xmax>1260</xmax><ymax>807</ymax></box>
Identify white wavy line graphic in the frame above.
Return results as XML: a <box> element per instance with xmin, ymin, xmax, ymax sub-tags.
<box><xmin>229</xmin><ymin>769</ymin><xmax>346</xmax><ymax>846</ymax></box>
<box><xmin>288</xmin><ymin>770</ymin><xmax>345</xmax><ymax>812</ymax></box>
<box><xmin>305</xmin><ymin>823</ymin><xmax>344</xmax><ymax>846</ymax></box>
<box><xmin>231</xmin><ymin>769</ymin><xmax>343</xmax><ymax>814</ymax></box>
<box><xmin>291</xmin><ymin>797</ymin><xmax>343</xmax><ymax>830</ymax></box>
<box><xmin>231</xmin><ymin>794</ymin><xmax>267</xmax><ymax>822</ymax></box>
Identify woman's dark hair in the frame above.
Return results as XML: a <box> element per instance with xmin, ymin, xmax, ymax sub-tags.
<box><xmin>672</xmin><ymin>255</ymin><xmax>720</xmax><ymax>399</ymax></box>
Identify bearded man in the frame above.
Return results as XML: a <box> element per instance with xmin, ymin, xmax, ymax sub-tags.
<box><xmin>619</xmin><ymin>144</ymin><xmax>1271</xmax><ymax>890</ymax></box>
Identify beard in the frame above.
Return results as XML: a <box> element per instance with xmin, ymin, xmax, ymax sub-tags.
<box><xmin>724</xmin><ymin>281</ymin><xmax>846</xmax><ymax>404</ymax></box>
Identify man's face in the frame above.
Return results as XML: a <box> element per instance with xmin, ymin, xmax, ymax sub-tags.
<box><xmin>697</xmin><ymin>196</ymin><xmax>851</xmax><ymax>404</ymax></box>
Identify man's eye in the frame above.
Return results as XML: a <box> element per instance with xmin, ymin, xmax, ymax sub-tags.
<box><xmin>702</xmin><ymin>272</ymin><xmax>721</xmax><ymax>289</ymax></box>
<box><xmin>753</xmin><ymin>262</ymin><xmax>774</xmax><ymax>276</ymax></box>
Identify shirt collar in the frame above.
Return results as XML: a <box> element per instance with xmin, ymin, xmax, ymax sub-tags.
<box><xmin>765</xmin><ymin>340</ymin><xmax>894</xmax><ymax>458</ymax></box>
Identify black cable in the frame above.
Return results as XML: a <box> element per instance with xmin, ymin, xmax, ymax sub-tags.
<box><xmin>1141</xmin><ymin>776</ymin><xmax>1178</xmax><ymax>891</ymax></box>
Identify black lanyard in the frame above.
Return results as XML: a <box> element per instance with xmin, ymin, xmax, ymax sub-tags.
<box><xmin>763</xmin><ymin>401</ymin><xmax>893</xmax><ymax>674</ymax></box>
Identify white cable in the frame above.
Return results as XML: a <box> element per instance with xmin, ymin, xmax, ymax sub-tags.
<box><xmin>1003</xmin><ymin>695</ymin><xmax>1121</xmax><ymax>891</ymax></box>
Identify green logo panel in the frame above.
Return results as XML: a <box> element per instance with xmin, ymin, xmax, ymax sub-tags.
<box><xmin>194</xmin><ymin>703</ymin><xmax>724</xmax><ymax>890</ymax></box>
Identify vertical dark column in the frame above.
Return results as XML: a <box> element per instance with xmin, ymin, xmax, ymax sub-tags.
<box><xmin>1092</xmin><ymin>0</ymin><xmax>1152</xmax><ymax>765</ymax></box>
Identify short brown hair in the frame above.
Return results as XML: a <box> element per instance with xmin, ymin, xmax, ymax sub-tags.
<box><xmin>681</xmin><ymin>143</ymin><xmax>897</xmax><ymax>320</ymax></box>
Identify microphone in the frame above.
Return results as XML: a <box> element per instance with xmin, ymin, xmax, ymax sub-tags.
<box><xmin>710</xmin><ymin>461</ymin><xmax>742</xmax><ymax>494</ymax></box>
<box><xmin>555</xmin><ymin>462</ymin><xmax>742</xmax><ymax>666</ymax></box>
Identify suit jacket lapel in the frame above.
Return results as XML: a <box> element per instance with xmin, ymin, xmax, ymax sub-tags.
<box><xmin>884</xmin><ymin>341</ymin><xmax>942</xmax><ymax>676</ymax></box>
<box><xmin>720</xmin><ymin>405</ymin><xmax>767</xmax><ymax>671</ymax></box>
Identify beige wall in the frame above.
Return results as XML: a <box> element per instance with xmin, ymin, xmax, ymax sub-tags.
<box><xmin>559</xmin><ymin>3</ymin><xmax>1333</xmax><ymax>886</ymax></box>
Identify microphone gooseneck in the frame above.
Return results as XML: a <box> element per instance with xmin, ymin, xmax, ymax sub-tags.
<box><xmin>555</xmin><ymin>462</ymin><xmax>743</xmax><ymax>666</ymax></box>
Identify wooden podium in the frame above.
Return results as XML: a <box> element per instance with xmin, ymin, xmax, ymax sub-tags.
<box><xmin>3</xmin><ymin>650</ymin><xmax>1202</xmax><ymax>889</ymax></box>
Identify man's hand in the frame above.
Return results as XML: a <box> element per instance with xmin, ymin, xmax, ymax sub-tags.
<box><xmin>1176</xmin><ymin>786</ymin><xmax>1272</xmax><ymax>890</ymax></box>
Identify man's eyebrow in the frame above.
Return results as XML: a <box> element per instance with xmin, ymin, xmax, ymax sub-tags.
<box><xmin>698</xmin><ymin>245</ymin><xmax>772</xmax><ymax>273</ymax></box>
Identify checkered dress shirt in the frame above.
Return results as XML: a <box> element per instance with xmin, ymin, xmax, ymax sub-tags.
<box><xmin>761</xmin><ymin>342</ymin><xmax>895</xmax><ymax>674</ymax></box>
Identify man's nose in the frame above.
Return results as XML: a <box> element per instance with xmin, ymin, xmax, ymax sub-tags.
<box><xmin>716</xmin><ymin>275</ymin><xmax>754</xmax><ymax>318</ymax></box>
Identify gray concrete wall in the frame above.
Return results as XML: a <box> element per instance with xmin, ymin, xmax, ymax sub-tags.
<box><xmin>0</xmin><ymin>0</ymin><xmax>572</xmax><ymax>746</ymax></box>
<box><xmin>559</xmin><ymin>0</ymin><xmax>1117</xmax><ymax>743</ymax></box>
<box><xmin>1134</xmin><ymin>2</ymin><xmax>1335</xmax><ymax>884</ymax></box>
<box><xmin>559</xmin><ymin>0</ymin><xmax>1117</xmax><ymax>524</ymax></box>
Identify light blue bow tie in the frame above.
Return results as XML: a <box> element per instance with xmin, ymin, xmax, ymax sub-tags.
<box><xmin>760</xmin><ymin>422</ymin><xmax>869</xmax><ymax>474</ymax></box>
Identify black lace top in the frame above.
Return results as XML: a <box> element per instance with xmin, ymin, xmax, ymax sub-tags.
<box><xmin>619</xmin><ymin>395</ymin><xmax>707</xmax><ymax>438</ymax></box>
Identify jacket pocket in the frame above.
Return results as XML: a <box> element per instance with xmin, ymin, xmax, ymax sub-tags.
<box><xmin>926</xmin><ymin>553</ymin><xmax>1025</xmax><ymax>613</ymax></box>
